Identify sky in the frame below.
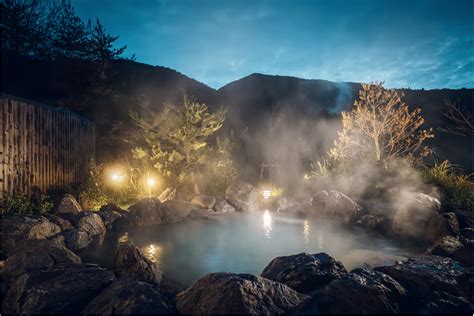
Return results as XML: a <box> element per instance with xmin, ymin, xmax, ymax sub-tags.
<box><xmin>72</xmin><ymin>0</ymin><xmax>473</xmax><ymax>90</ymax></box>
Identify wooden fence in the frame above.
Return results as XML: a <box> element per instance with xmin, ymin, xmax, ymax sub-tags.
<box><xmin>1</xmin><ymin>94</ymin><xmax>95</xmax><ymax>201</ymax></box>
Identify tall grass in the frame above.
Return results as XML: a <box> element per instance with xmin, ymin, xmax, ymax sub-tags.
<box><xmin>422</xmin><ymin>160</ymin><xmax>474</xmax><ymax>212</ymax></box>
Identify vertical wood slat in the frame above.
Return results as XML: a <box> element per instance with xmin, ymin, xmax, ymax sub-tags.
<box><xmin>0</xmin><ymin>94</ymin><xmax>95</xmax><ymax>201</ymax></box>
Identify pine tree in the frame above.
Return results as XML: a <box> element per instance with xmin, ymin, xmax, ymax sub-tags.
<box><xmin>130</xmin><ymin>96</ymin><xmax>227</xmax><ymax>193</ymax></box>
<box><xmin>86</xmin><ymin>18</ymin><xmax>127</xmax><ymax>60</ymax></box>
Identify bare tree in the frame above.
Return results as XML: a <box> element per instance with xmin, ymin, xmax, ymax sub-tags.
<box><xmin>440</xmin><ymin>100</ymin><xmax>474</xmax><ymax>138</ymax></box>
<box><xmin>329</xmin><ymin>82</ymin><xmax>434</xmax><ymax>165</ymax></box>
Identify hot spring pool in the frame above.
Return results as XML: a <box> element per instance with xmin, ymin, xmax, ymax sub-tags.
<box><xmin>83</xmin><ymin>211</ymin><xmax>419</xmax><ymax>287</ymax></box>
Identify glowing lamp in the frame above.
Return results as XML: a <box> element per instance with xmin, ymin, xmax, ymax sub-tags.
<box><xmin>111</xmin><ymin>172</ymin><xmax>125</xmax><ymax>182</ymax></box>
<box><xmin>262</xmin><ymin>189</ymin><xmax>272</xmax><ymax>200</ymax></box>
<box><xmin>146</xmin><ymin>177</ymin><xmax>157</xmax><ymax>187</ymax></box>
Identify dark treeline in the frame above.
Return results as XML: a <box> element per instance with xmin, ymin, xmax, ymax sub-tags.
<box><xmin>1</xmin><ymin>0</ymin><xmax>131</xmax><ymax>61</ymax></box>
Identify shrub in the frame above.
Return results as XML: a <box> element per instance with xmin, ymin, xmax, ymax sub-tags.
<box><xmin>422</xmin><ymin>160</ymin><xmax>474</xmax><ymax>212</ymax></box>
<box><xmin>75</xmin><ymin>164</ymin><xmax>110</xmax><ymax>210</ymax></box>
<box><xmin>1</xmin><ymin>193</ymin><xmax>53</xmax><ymax>216</ymax></box>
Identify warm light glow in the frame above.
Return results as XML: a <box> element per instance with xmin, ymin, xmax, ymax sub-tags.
<box><xmin>262</xmin><ymin>210</ymin><xmax>272</xmax><ymax>238</ymax></box>
<box><xmin>303</xmin><ymin>220</ymin><xmax>310</xmax><ymax>244</ymax></box>
<box><xmin>304</xmin><ymin>173</ymin><xmax>310</xmax><ymax>180</ymax></box>
<box><xmin>146</xmin><ymin>244</ymin><xmax>161</xmax><ymax>263</ymax></box>
<box><xmin>146</xmin><ymin>177</ymin><xmax>157</xmax><ymax>187</ymax></box>
<box><xmin>262</xmin><ymin>189</ymin><xmax>272</xmax><ymax>200</ymax></box>
<box><xmin>118</xmin><ymin>232</ymin><xmax>129</xmax><ymax>244</ymax></box>
<box><xmin>111</xmin><ymin>172</ymin><xmax>125</xmax><ymax>182</ymax></box>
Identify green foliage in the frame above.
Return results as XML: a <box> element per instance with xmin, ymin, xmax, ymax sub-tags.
<box><xmin>1</xmin><ymin>193</ymin><xmax>53</xmax><ymax>216</ymax></box>
<box><xmin>1</xmin><ymin>0</ymin><xmax>128</xmax><ymax>60</ymax></box>
<box><xmin>130</xmin><ymin>95</ymin><xmax>227</xmax><ymax>193</ymax></box>
<box><xmin>76</xmin><ymin>164</ymin><xmax>109</xmax><ymax>210</ymax></box>
<box><xmin>200</xmin><ymin>137</ymin><xmax>237</xmax><ymax>196</ymax></box>
<box><xmin>422</xmin><ymin>160</ymin><xmax>474</xmax><ymax>212</ymax></box>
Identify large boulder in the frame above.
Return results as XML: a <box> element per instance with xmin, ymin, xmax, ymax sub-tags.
<box><xmin>4</xmin><ymin>239</ymin><xmax>81</xmax><ymax>277</ymax></box>
<box><xmin>115</xmin><ymin>241</ymin><xmax>162</xmax><ymax>285</ymax></box>
<box><xmin>176</xmin><ymin>272</ymin><xmax>310</xmax><ymax>315</ymax></box>
<box><xmin>375</xmin><ymin>255</ymin><xmax>470</xmax><ymax>306</ymax></box>
<box><xmin>124</xmin><ymin>198</ymin><xmax>197</xmax><ymax>226</ymax></box>
<box><xmin>191</xmin><ymin>195</ymin><xmax>217</xmax><ymax>209</ymax></box>
<box><xmin>225</xmin><ymin>180</ymin><xmax>260</xmax><ymax>212</ymax></box>
<box><xmin>428</xmin><ymin>235</ymin><xmax>464</xmax><ymax>257</ymax></box>
<box><xmin>44</xmin><ymin>214</ymin><xmax>74</xmax><ymax>231</ymax></box>
<box><xmin>355</xmin><ymin>214</ymin><xmax>390</xmax><ymax>232</ymax></box>
<box><xmin>1</xmin><ymin>216</ymin><xmax>61</xmax><ymax>255</ymax></box>
<box><xmin>311</xmin><ymin>190</ymin><xmax>362</xmax><ymax>223</ymax></box>
<box><xmin>54</xmin><ymin>194</ymin><xmax>82</xmax><ymax>215</ymax></box>
<box><xmin>426</xmin><ymin>212</ymin><xmax>460</xmax><ymax>242</ymax></box>
<box><xmin>3</xmin><ymin>263</ymin><xmax>115</xmax><ymax>314</ymax></box>
<box><xmin>391</xmin><ymin>193</ymin><xmax>441</xmax><ymax>240</ymax></box>
<box><xmin>213</xmin><ymin>197</ymin><xmax>235</xmax><ymax>213</ymax></box>
<box><xmin>125</xmin><ymin>198</ymin><xmax>162</xmax><ymax>226</ymax></box>
<box><xmin>269</xmin><ymin>196</ymin><xmax>301</xmax><ymax>213</ymax></box>
<box><xmin>261</xmin><ymin>252</ymin><xmax>347</xmax><ymax>293</ymax></box>
<box><xmin>317</xmin><ymin>268</ymin><xmax>406</xmax><ymax>314</ymax></box>
<box><xmin>62</xmin><ymin>229</ymin><xmax>92</xmax><ymax>250</ymax></box>
<box><xmin>98</xmin><ymin>203</ymin><xmax>126</xmax><ymax>229</ymax></box>
<box><xmin>77</xmin><ymin>212</ymin><xmax>107</xmax><ymax>245</ymax></box>
<box><xmin>82</xmin><ymin>278</ymin><xmax>176</xmax><ymax>314</ymax></box>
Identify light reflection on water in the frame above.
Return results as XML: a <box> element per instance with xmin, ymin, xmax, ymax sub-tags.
<box><xmin>262</xmin><ymin>210</ymin><xmax>272</xmax><ymax>239</ymax></box>
<box><xmin>86</xmin><ymin>211</ymin><xmax>417</xmax><ymax>287</ymax></box>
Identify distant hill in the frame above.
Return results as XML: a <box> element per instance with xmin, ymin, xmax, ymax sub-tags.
<box><xmin>2</xmin><ymin>54</ymin><xmax>472</xmax><ymax>175</ymax></box>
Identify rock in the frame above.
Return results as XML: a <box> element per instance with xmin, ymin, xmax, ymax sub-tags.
<box><xmin>375</xmin><ymin>255</ymin><xmax>470</xmax><ymax>305</ymax></box>
<box><xmin>3</xmin><ymin>263</ymin><xmax>115</xmax><ymax>314</ymax></box>
<box><xmin>77</xmin><ymin>212</ymin><xmax>106</xmax><ymax>245</ymax></box>
<box><xmin>1</xmin><ymin>216</ymin><xmax>61</xmax><ymax>255</ymax></box>
<box><xmin>213</xmin><ymin>197</ymin><xmax>235</xmax><ymax>213</ymax></box>
<box><xmin>82</xmin><ymin>278</ymin><xmax>176</xmax><ymax>314</ymax></box>
<box><xmin>311</xmin><ymin>190</ymin><xmax>362</xmax><ymax>223</ymax></box>
<box><xmin>225</xmin><ymin>180</ymin><xmax>260</xmax><ymax>212</ymax></box>
<box><xmin>54</xmin><ymin>194</ymin><xmax>82</xmax><ymax>215</ymax></box>
<box><xmin>426</xmin><ymin>212</ymin><xmax>460</xmax><ymax>242</ymax></box>
<box><xmin>158</xmin><ymin>187</ymin><xmax>195</xmax><ymax>202</ymax></box>
<box><xmin>44</xmin><ymin>214</ymin><xmax>74</xmax><ymax>231</ymax></box>
<box><xmin>98</xmin><ymin>203</ymin><xmax>124</xmax><ymax>229</ymax></box>
<box><xmin>115</xmin><ymin>241</ymin><xmax>162</xmax><ymax>285</ymax></box>
<box><xmin>356</xmin><ymin>214</ymin><xmax>390</xmax><ymax>232</ymax></box>
<box><xmin>391</xmin><ymin>193</ymin><xmax>440</xmax><ymax>240</ymax></box>
<box><xmin>422</xmin><ymin>291</ymin><xmax>473</xmax><ymax>314</ymax></box>
<box><xmin>270</xmin><ymin>196</ymin><xmax>301</xmax><ymax>213</ymax></box>
<box><xmin>176</xmin><ymin>272</ymin><xmax>310</xmax><ymax>315</ymax></box>
<box><xmin>453</xmin><ymin>209</ymin><xmax>473</xmax><ymax>228</ymax></box>
<box><xmin>191</xmin><ymin>195</ymin><xmax>216</xmax><ymax>209</ymax></box>
<box><xmin>124</xmin><ymin>198</ymin><xmax>201</xmax><ymax>227</ymax></box>
<box><xmin>318</xmin><ymin>268</ymin><xmax>406</xmax><ymax>314</ymax></box>
<box><xmin>188</xmin><ymin>208</ymin><xmax>217</xmax><ymax>220</ymax></box>
<box><xmin>4</xmin><ymin>239</ymin><xmax>81</xmax><ymax>277</ymax></box>
<box><xmin>453</xmin><ymin>240</ymin><xmax>474</xmax><ymax>266</ymax></box>
<box><xmin>460</xmin><ymin>228</ymin><xmax>474</xmax><ymax>240</ymax></box>
<box><xmin>62</xmin><ymin>229</ymin><xmax>92</xmax><ymax>250</ymax></box>
<box><xmin>428</xmin><ymin>235</ymin><xmax>464</xmax><ymax>257</ymax></box>
<box><xmin>261</xmin><ymin>252</ymin><xmax>347</xmax><ymax>293</ymax></box>
<box><xmin>125</xmin><ymin>198</ymin><xmax>162</xmax><ymax>226</ymax></box>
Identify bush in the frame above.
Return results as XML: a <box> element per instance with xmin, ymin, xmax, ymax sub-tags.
<box><xmin>1</xmin><ymin>193</ymin><xmax>53</xmax><ymax>216</ymax></box>
<box><xmin>75</xmin><ymin>164</ymin><xmax>110</xmax><ymax>210</ymax></box>
<box><xmin>422</xmin><ymin>160</ymin><xmax>474</xmax><ymax>212</ymax></box>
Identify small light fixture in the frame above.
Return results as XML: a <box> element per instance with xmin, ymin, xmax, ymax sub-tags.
<box><xmin>146</xmin><ymin>177</ymin><xmax>156</xmax><ymax>187</ymax></box>
<box><xmin>262</xmin><ymin>189</ymin><xmax>272</xmax><ymax>200</ymax></box>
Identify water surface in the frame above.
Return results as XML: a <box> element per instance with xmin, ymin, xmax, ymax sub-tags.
<box><xmin>84</xmin><ymin>211</ymin><xmax>417</xmax><ymax>287</ymax></box>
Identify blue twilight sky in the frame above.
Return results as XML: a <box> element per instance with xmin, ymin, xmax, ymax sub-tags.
<box><xmin>72</xmin><ymin>0</ymin><xmax>473</xmax><ymax>89</ymax></box>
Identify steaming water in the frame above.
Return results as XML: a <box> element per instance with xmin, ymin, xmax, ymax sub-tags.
<box><xmin>83</xmin><ymin>211</ymin><xmax>418</xmax><ymax>287</ymax></box>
